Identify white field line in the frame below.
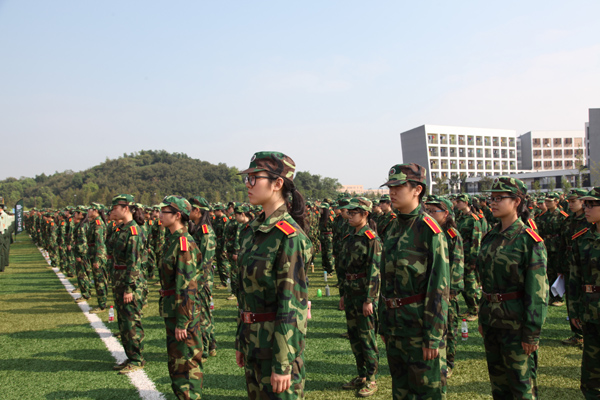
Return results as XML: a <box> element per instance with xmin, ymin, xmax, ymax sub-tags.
<box><xmin>38</xmin><ymin>248</ymin><xmax>166</xmax><ymax>400</ymax></box>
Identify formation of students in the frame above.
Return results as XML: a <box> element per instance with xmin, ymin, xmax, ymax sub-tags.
<box><xmin>16</xmin><ymin>155</ymin><xmax>600</xmax><ymax>400</ymax></box>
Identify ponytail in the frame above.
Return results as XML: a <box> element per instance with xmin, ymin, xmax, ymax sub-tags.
<box><xmin>130</xmin><ymin>205</ymin><xmax>146</xmax><ymax>226</ymax></box>
<box><xmin>516</xmin><ymin>194</ymin><xmax>530</xmax><ymax>222</ymax></box>
<box><xmin>367</xmin><ymin>211</ymin><xmax>378</xmax><ymax>232</ymax></box>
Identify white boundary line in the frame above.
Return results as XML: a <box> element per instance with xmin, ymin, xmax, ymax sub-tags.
<box><xmin>38</xmin><ymin>247</ymin><xmax>166</xmax><ymax>400</ymax></box>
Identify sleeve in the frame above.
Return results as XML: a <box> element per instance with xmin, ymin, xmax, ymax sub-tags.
<box><xmin>93</xmin><ymin>223</ymin><xmax>107</xmax><ymax>265</ymax></box>
<box><xmin>423</xmin><ymin>231</ymin><xmax>450</xmax><ymax>349</ymax></box>
<box><xmin>521</xmin><ymin>239</ymin><xmax>549</xmax><ymax>345</ymax></box>
<box><xmin>124</xmin><ymin>232</ymin><xmax>143</xmax><ymax>294</ymax></box>
<box><xmin>365</xmin><ymin>237</ymin><xmax>382</xmax><ymax>304</ymax></box>
<box><xmin>336</xmin><ymin>235</ymin><xmax>349</xmax><ymax>297</ymax></box>
<box><xmin>175</xmin><ymin>243</ymin><xmax>199</xmax><ymax>330</ymax></box>
<box><xmin>233</xmin><ymin>223</ymin><xmax>242</xmax><ymax>254</ymax></box>
<box><xmin>451</xmin><ymin>234</ymin><xmax>465</xmax><ymax>293</ymax></box>
<box><xmin>568</xmin><ymin>237</ymin><xmax>583</xmax><ymax>320</ymax></box>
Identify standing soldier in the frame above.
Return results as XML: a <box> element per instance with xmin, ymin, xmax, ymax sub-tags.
<box><xmin>478</xmin><ymin>177</ymin><xmax>548</xmax><ymax>399</ymax></box>
<box><xmin>318</xmin><ymin>203</ymin><xmax>335</xmax><ymax>275</ymax></box>
<box><xmin>212</xmin><ymin>203</ymin><xmax>230</xmax><ymax>289</ymax></box>
<box><xmin>379</xmin><ymin>163</ymin><xmax>450</xmax><ymax>399</ymax></box>
<box><xmin>376</xmin><ymin>194</ymin><xmax>396</xmax><ymax>241</ymax></box>
<box><xmin>87</xmin><ymin>203</ymin><xmax>109</xmax><ymax>314</ymax></box>
<box><xmin>235</xmin><ymin>151</ymin><xmax>312</xmax><ymax>399</ymax></box>
<box><xmin>73</xmin><ymin>208</ymin><xmax>93</xmax><ymax>303</ymax></box>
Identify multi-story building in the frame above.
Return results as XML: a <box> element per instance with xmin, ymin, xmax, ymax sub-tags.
<box><xmin>518</xmin><ymin>130</ymin><xmax>585</xmax><ymax>171</ymax></box>
<box><xmin>337</xmin><ymin>185</ymin><xmax>389</xmax><ymax>196</ymax></box>
<box><xmin>400</xmin><ymin>125</ymin><xmax>518</xmax><ymax>192</ymax></box>
<box><xmin>587</xmin><ymin>108</ymin><xmax>600</xmax><ymax>170</ymax></box>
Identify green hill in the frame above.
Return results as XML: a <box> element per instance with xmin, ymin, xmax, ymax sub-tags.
<box><xmin>0</xmin><ymin>150</ymin><xmax>341</xmax><ymax>209</ymax></box>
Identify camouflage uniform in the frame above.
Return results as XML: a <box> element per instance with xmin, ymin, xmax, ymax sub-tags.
<box><xmin>213</xmin><ymin>209</ymin><xmax>231</xmax><ymax>286</ymax></box>
<box><xmin>379</xmin><ymin>164</ymin><xmax>450</xmax><ymax>399</ymax></box>
<box><xmin>455</xmin><ymin>198</ymin><xmax>482</xmax><ymax>316</ymax></box>
<box><xmin>88</xmin><ymin>212</ymin><xmax>109</xmax><ymax>310</ymax></box>
<box><xmin>376</xmin><ymin>209</ymin><xmax>396</xmax><ymax>242</ymax></box>
<box><xmin>74</xmin><ymin>218</ymin><xmax>92</xmax><ymax>300</ymax></box>
<box><xmin>338</xmin><ymin>198</ymin><xmax>381</xmax><ymax>386</ymax></box>
<box><xmin>158</xmin><ymin>196</ymin><xmax>203</xmax><ymax>400</ymax></box>
<box><xmin>477</xmin><ymin>177</ymin><xmax>548</xmax><ymax>400</ymax></box>
<box><xmin>318</xmin><ymin>204</ymin><xmax>335</xmax><ymax>274</ymax></box>
<box><xmin>570</xmin><ymin>187</ymin><xmax>600</xmax><ymax>399</ymax></box>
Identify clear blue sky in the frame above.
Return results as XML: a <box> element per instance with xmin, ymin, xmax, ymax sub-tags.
<box><xmin>1</xmin><ymin>1</ymin><xmax>598</xmax><ymax>188</ymax></box>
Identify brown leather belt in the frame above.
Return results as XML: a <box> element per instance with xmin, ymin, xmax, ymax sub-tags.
<box><xmin>241</xmin><ymin>311</ymin><xmax>276</xmax><ymax>324</ymax></box>
<box><xmin>88</xmin><ymin>243</ymin><xmax>96</xmax><ymax>247</ymax></box>
<box><xmin>107</xmin><ymin>255</ymin><xmax>113</xmax><ymax>260</ymax></box>
<box><xmin>159</xmin><ymin>289</ymin><xmax>175</xmax><ymax>297</ymax></box>
<box><xmin>482</xmin><ymin>291</ymin><xmax>523</xmax><ymax>303</ymax></box>
<box><xmin>383</xmin><ymin>294</ymin><xmax>425</xmax><ymax>309</ymax></box>
<box><xmin>322</xmin><ymin>232</ymin><xmax>333</xmax><ymax>235</ymax></box>
<box><xmin>583</xmin><ymin>285</ymin><xmax>600</xmax><ymax>293</ymax></box>
<box><xmin>114</xmin><ymin>264</ymin><xmax>126</xmax><ymax>270</ymax></box>
<box><xmin>346</xmin><ymin>273</ymin><xmax>367</xmax><ymax>280</ymax></box>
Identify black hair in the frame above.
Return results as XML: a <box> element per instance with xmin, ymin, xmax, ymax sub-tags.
<box><xmin>266</xmin><ymin>172</ymin><xmax>307</xmax><ymax>230</ymax></box>
<box><xmin>130</xmin><ymin>205</ymin><xmax>146</xmax><ymax>226</ymax></box>
<box><xmin>199</xmin><ymin>209</ymin><xmax>212</xmax><ymax>226</ymax></box>
<box><xmin>98</xmin><ymin>209</ymin><xmax>107</xmax><ymax>224</ymax></box>
<box><xmin>428</xmin><ymin>203</ymin><xmax>457</xmax><ymax>231</ymax></box>
<box><xmin>407</xmin><ymin>181</ymin><xmax>427</xmax><ymax>212</ymax></box>
<box><xmin>516</xmin><ymin>193</ymin><xmax>530</xmax><ymax>222</ymax></box>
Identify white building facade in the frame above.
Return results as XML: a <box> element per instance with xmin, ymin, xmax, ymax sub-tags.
<box><xmin>518</xmin><ymin>130</ymin><xmax>585</xmax><ymax>171</ymax></box>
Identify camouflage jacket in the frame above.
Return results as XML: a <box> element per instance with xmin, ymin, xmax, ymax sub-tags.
<box><xmin>190</xmin><ymin>221</ymin><xmax>217</xmax><ymax>293</ymax></box>
<box><xmin>456</xmin><ymin>209</ymin><xmax>482</xmax><ymax>266</ymax></box>
<box><xmin>538</xmin><ymin>207</ymin><xmax>568</xmax><ymax>253</ymax></box>
<box><xmin>87</xmin><ymin>217</ymin><xmax>107</xmax><ymax>266</ymax></box>
<box><xmin>74</xmin><ymin>221</ymin><xmax>89</xmax><ymax>258</ymax></box>
<box><xmin>111</xmin><ymin>220</ymin><xmax>144</xmax><ymax>295</ymax></box>
<box><xmin>337</xmin><ymin>224</ymin><xmax>381</xmax><ymax>303</ymax></box>
<box><xmin>562</xmin><ymin>211</ymin><xmax>590</xmax><ymax>274</ymax></box>
<box><xmin>376</xmin><ymin>210</ymin><xmax>397</xmax><ymax>240</ymax></box>
<box><xmin>212</xmin><ymin>214</ymin><xmax>229</xmax><ymax>247</ymax></box>
<box><xmin>159</xmin><ymin>226</ymin><xmax>200</xmax><ymax>329</ymax></box>
<box><xmin>378</xmin><ymin>204</ymin><xmax>450</xmax><ymax>349</ymax></box>
<box><xmin>445</xmin><ymin>227</ymin><xmax>465</xmax><ymax>296</ymax></box>
<box><xmin>332</xmin><ymin>215</ymin><xmax>350</xmax><ymax>257</ymax></box>
<box><xmin>476</xmin><ymin>218</ymin><xmax>548</xmax><ymax>345</ymax></box>
<box><xmin>235</xmin><ymin>204</ymin><xmax>312</xmax><ymax>375</ymax></box>
<box><xmin>223</xmin><ymin>219</ymin><xmax>241</xmax><ymax>254</ymax></box>
<box><xmin>318</xmin><ymin>210</ymin><xmax>334</xmax><ymax>235</ymax></box>
<box><xmin>570</xmin><ymin>226</ymin><xmax>600</xmax><ymax>324</ymax></box>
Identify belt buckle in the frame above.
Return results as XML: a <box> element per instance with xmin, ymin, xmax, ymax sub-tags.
<box><xmin>159</xmin><ymin>290</ymin><xmax>164</xmax><ymax>296</ymax></box>
<box><xmin>395</xmin><ymin>298</ymin><xmax>403</xmax><ymax>307</ymax></box>
<box><xmin>350</xmin><ymin>274</ymin><xmax>357</xmax><ymax>280</ymax></box>
<box><xmin>585</xmin><ymin>285</ymin><xmax>593</xmax><ymax>293</ymax></box>
<box><xmin>243</xmin><ymin>312</ymin><xmax>253</xmax><ymax>323</ymax></box>
<box><xmin>490</xmin><ymin>293</ymin><xmax>500</xmax><ymax>303</ymax></box>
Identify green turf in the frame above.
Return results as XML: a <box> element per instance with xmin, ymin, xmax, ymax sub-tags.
<box><xmin>0</xmin><ymin>236</ymin><xmax>585</xmax><ymax>399</ymax></box>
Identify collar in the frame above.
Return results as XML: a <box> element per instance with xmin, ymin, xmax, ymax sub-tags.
<box><xmin>397</xmin><ymin>204</ymin><xmax>421</xmax><ymax>221</ymax></box>
<box><xmin>492</xmin><ymin>218</ymin><xmax>524</xmax><ymax>240</ymax></box>
<box><xmin>252</xmin><ymin>203</ymin><xmax>287</xmax><ymax>234</ymax></box>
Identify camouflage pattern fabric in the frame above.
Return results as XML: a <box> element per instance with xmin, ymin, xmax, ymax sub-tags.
<box><xmin>213</xmin><ymin>214</ymin><xmax>231</xmax><ymax>285</ymax></box>
<box><xmin>538</xmin><ymin>207</ymin><xmax>568</xmax><ymax>301</ymax></box>
<box><xmin>446</xmin><ymin>227</ymin><xmax>464</xmax><ymax>371</ymax></box>
<box><xmin>88</xmin><ymin>216</ymin><xmax>109</xmax><ymax>309</ymax></box>
<box><xmin>376</xmin><ymin>210</ymin><xmax>396</xmax><ymax>241</ymax></box>
<box><xmin>318</xmin><ymin>210</ymin><xmax>334</xmax><ymax>274</ymax></box>
<box><xmin>73</xmin><ymin>221</ymin><xmax>92</xmax><ymax>299</ymax></box>
<box><xmin>456</xmin><ymin>210</ymin><xmax>482</xmax><ymax>314</ymax></box>
<box><xmin>235</xmin><ymin>204</ymin><xmax>312</xmax><ymax>399</ymax></box>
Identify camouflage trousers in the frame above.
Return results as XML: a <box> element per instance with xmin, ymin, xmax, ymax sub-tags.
<box><xmin>113</xmin><ymin>288</ymin><xmax>145</xmax><ymax>366</ymax></box>
<box><xmin>146</xmin><ymin>247</ymin><xmax>156</xmax><ymax>279</ymax></box>
<box><xmin>199</xmin><ymin>288</ymin><xmax>216</xmax><ymax>354</ymax></box>
<box><xmin>581</xmin><ymin>322</ymin><xmax>600</xmax><ymax>399</ymax></box>
<box><xmin>229</xmin><ymin>258</ymin><xmax>240</xmax><ymax>301</ymax></box>
<box><xmin>74</xmin><ymin>254</ymin><xmax>92</xmax><ymax>299</ymax></box>
<box><xmin>344</xmin><ymin>297</ymin><xmax>379</xmax><ymax>381</ymax></box>
<box><xmin>319</xmin><ymin>234</ymin><xmax>333</xmax><ymax>274</ymax></box>
<box><xmin>215</xmin><ymin>245</ymin><xmax>230</xmax><ymax>285</ymax></box>
<box><xmin>92</xmin><ymin>261</ymin><xmax>109</xmax><ymax>309</ymax></box>
<box><xmin>547</xmin><ymin>252</ymin><xmax>562</xmax><ymax>302</ymax></box>
<box><xmin>384</xmin><ymin>335</ymin><xmax>447</xmax><ymax>400</ymax></box>
<box><xmin>65</xmin><ymin>248</ymin><xmax>75</xmax><ymax>277</ymax></box>
<box><xmin>165</xmin><ymin>317</ymin><xmax>204</xmax><ymax>400</ymax></box>
<box><xmin>446</xmin><ymin>297</ymin><xmax>459</xmax><ymax>370</ymax></box>
<box><xmin>57</xmin><ymin>245</ymin><xmax>66</xmax><ymax>272</ymax></box>
<box><xmin>482</xmin><ymin>327</ymin><xmax>538</xmax><ymax>399</ymax></box>
<box><xmin>243</xmin><ymin>354</ymin><xmax>305</xmax><ymax>400</ymax></box>
<box><xmin>462</xmin><ymin>266</ymin><xmax>480</xmax><ymax>313</ymax></box>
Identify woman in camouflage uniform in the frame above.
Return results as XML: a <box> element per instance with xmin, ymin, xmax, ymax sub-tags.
<box><xmin>477</xmin><ymin>177</ymin><xmax>548</xmax><ymax>399</ymax></box>
<box><xmin>235</xmin><ymin>151</ymin><xmax>312</xmax><ymax>399</ymax></box>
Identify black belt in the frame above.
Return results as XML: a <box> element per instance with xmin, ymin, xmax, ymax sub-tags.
<box><xmin>241</xmin><ymin>312</ymin><xmax>276</xmax><ymax>323</ymax></box>
<box><xmin>159</xmin><ymin>289</ymin><xmax>175</xmax><ymax>297</ymax></box>
<box><xmin>583</xmin><ymin>285</ymin><xmax>600</xmax><ymax>293</ymax></box>
<box><xmin>383</xmin><ymin>294</ymin><xmax>425</xmax><ymax>309</ymax></box>
<box><xmin>346</xmin><ymin>273</ymin><xmax>366</xmax><ymax>280</ymax></box>
<box><xmin>482</xmin><ymin>290</ymin><xmax>523</xmax><ymax>303</ymax></box>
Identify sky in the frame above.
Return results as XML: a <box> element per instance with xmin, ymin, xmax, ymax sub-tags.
<box><xmin>1</xmin><ymin>1</ymin><xmax>599</xmax><ymax>189</ymax></box>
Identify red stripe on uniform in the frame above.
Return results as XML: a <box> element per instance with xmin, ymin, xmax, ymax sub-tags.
<box><xmin>276</xmin><ymin>220</ymin><xmax>296</xmax><ymax>235</ymax></box>
<box><xmin>423</xmin><ymin>216</ymin><xmax>442</xmax><ymax>234</ymax></box>
<box><xmin>365</xmin><ymin>230</ymin><xmax>375</xmax><ymax>239</ymax></box>
<box><xmin>180</xmin><ymin>236</ymin><xmax>188</xmax><ymax>251</ymax></box>
<box><xmin>202</xmin><ymin>224</ymin><xmax>209</xmax><ymax>234</ymax></box>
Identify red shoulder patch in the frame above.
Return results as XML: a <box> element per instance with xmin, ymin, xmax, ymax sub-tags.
<box><xmin>447</xmin><ymin>228</ymin><xmax>457</xmax><ymax>238</ymax></box>
<box><xmin>572</xmin><ymin>228</ymin><xmax>589</xmax><ymax>240</ymax></box>
<box><xmin>130</xmin><ymin>225</ymin><xmax>138</xmax><ymax>236</ymax></box>
<box><xmin>149</xmin><ymin>220</ymin><xmax>153</xmax><ymax>226</ymax></box>
<box><xmin>391</xmin><ymin>214</ymin><xmax>397</xmax><ymax>219</ymax></box>
<box><xmin>526</xmin><ymin>228</ymin><xmax>543</xmax><ymax>243</ymax></box>
<box><xmin>222</xmin><ymin>216</ymin><xmax>228</xmax><ymax>223</ymax></box>
<box><xmin>95</xmin><ymin>219</ymin><xmax>101</xmax><ymax>226</ymax></box>
<box><xmin>423</xmin><ymin>216</ymin><xmax>442</xmax><ymax>234</ymax></box>
<box><xmin>329</xmin><ymin>216</ymin><xmax>334</xmax><ymax>222</ymax></box>
<box><xmin>560</xmin><ymin>210</ymin><xmax>569</xmax><ymax>218</ymax></box>
<box><xmin>471</xmin><ymin>213</ymin><xmax>480</xmax><ymax>221</ymax></box>
<box><xmin>527</xmin><ymin>218</ymin><xmax>538</xmax><ymax>230</ymax></box>
<box><xmin>202</xmin><ymin>224</ymin><xmax>209</xmax><ymax>234</ymax></box>
<box><xmin>158</xmin><ymin>220</ymin><xmax>162</xmax><ymax>226</ymax></box>
<box><xmin>180</xmin><ymin>236</ymin><xmax>188</xmax><ymax>251</ymax></box>
<box><xmin>275</xmin><ymin>220</ymin><xmax>296</xmax><ymax>235</ymax></box>
<box><xmin>365</xmin><ymin>229</ymin><xmax>376</xmax><ymax>240</ymax></box>
<box><xmin>61</xmin><ymin>221</ymin><xmax>65</xmax><ymax>226</ymax></box>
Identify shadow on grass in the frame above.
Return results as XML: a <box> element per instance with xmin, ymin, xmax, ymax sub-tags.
<box><xmin>45</xmin><ymin>388</ymin><xmax>141</xmax><ymax>400</ymax></box>
<box><xmin>32</xmin><ymin>349</ymin><xmax>115</xmax><ymax>362</ymax></box>
<box><xmin>0</xmin><ymin>357</ymin><xmax>111</xmax><ymax>373</ymax></box>
<box><xmin>9</xmin><ymin>329</ymin><xmax>98</xmax><ymax>340</ymax></box>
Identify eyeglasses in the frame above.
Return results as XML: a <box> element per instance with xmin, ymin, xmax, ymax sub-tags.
<box><xmin>426</xmin><ymin>209</ymin><xmax>445</xmax><ymax>213</ymax></box>
<box><xmin>244</xmin><ymin>175</ymin><xmax>277</xmax><ymax>187</ymax></box>
<box><xmin>347</xmin><ymin>210</ymin><xmax>364</xmax><ymax>217</ymax></box>
<box><xmin>488</xmin><ymin>196</ymin><xmax>515</xmax><ymax>203</ymax></box>
<box><xmin>160</xmin><ymin>210</ymin><xmax>176</xmax><ymax>214</ymax></box>
<box><xmin>583</xmin><ymin>202</ymin><xmax>600</xmax><ymax>209</ymax></box>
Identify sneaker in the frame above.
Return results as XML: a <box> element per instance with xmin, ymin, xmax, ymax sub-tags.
<box><xmin>227</xmin><ymin>294</ymin><xmax>236</xmax><ymax>300</ymax></box>
<box><xmin>562</xmin><ymin>334</ymin><xmax>583</xmax><ymax>346</ymax></box>
<box><xmin>71</xmin><ymin>288</ymin><xmax>80</xmax><ymax>293</ymax></box>
<box><xmin>75</xmin><ymin>297</ymin><xmax>89</xmax><ymax>303</ymax></box>
<box><xmin>466</xmin><ymin>313</ymin><xmax>478</xmax><ymax>322</ymax></box>
<box><xmin>118</xmin><ymin>363</ymin><xmax>144</xmax><ymax>374</ymax></box>
<box><xmin>89</xmin><ymin>307</ymin><xmax>106</xmax><ymax>314</ymax></box>
<box><xmin>112</xmin><ymin>361</ymin><xmax>129</xmax><ymax>370</ymax></box>
<box><xmin>209</xmin><ymin>349</ymin><xmax>217</xmax><ymax>357</ymax></box>
<box><xmin>357</xmin><ymin>381</ymin><xmax>377</xmax><ymax>397</ymax></box>
<box><xmin>447</xmin><ymin>367</ymin><xmax>453</xmax><ymax>378</ymax></box>
<box><xmin>342</xmin><ymin>377</ymin><xmax>366</xmax><ymax>390</ymax></box>
<box><xmin>551</xmin><ymin>301</ymin><xmax>564</xmax><ymax>307</ymax></box>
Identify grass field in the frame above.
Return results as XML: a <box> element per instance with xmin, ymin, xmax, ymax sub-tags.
<box><xmin>0</xmin><ymin>236</ymin><xmax>584</xmax><ymax>399</ymax></box>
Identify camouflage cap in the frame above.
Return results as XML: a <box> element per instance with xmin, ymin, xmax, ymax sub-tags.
<box><xmin>372</xmin><ymin>200</ymin><xmax>380</xmax><ymax>206</ymax></box>
<box><xmin>238</xmin><ymin>151</ymin><xmax>296</xmax><ymax>180</ymax></box>
<box><xmin>579</xmin><ymin>187</ymin><xmax>600</xmax><ymax>201</ymax></box>
<box><xmin>234</xmin><ymin>204</ymin><xmax>250</xmax><ymax>213</ymax></box>
<box><xmin>536</xmin><ymin>196</ymin><xmax>546</xmax><ymax>204</ymax></box>
<box><xmin>567</xmin><ymin>188</ymin><xmax>588</xmax><ymax>200</ymax></box>
<box><xmin>425</xmin><ymin>194</ymin><xmax>454</xmax><ymax>214</ymax></box>
<box><xmin>485</xmin><ymin>176</ymin><xmax>527</xmax><ymax>196</ymax></box>
<box><xmin>455</xmin><ymin>193</ymin><xmax>471</xmax><ymax>203</ymax></box>
<box><xmin>188</xmin><ymin>196</ymin><xmax>210</xmax><ymax>211</ymax></box>
<box><xmin>319</xmin><ymin>203</ymin><xmax>330</xmax><ymax>209</ymax></box>
<box><xmin>545</xmin><ymin>191</ymin><xmax>560</xmax><ymax>200</ymax></box>
<box><xmin>336</xmin><ymin>198</ymin><xmax>350</xmax><ymax>208</ymax></box>
<box><xmin>340</xmin><ymin>197</ymin><xmax>373</xmax><ymax>212</ymax></box>
<box><xmin>159</xmin><ymin>195</ymin><xmax>192</xmax><ymax>217</ymax></box>
<box><xmin>380</xmin><ymin>194</ymin><xmax>391</xmax><ymax>202</ymax></box>
<box><xmin>111</xmin><ymin>194</ymin><xmax>135</xmax><ymax>206</ymax></box>
<box><xmin>75</xmin><ymin>205</ymin><xmax>88</xmax><ymax>213</ymax></box>
<box><xmin>382</xmin><ymin>163</ymin><xmax>427</xmax><ymax>187</ymax></box>
<box><xmin>89</xmin><ymin>202</ymin><xmax>103</xmax><ymax>211</ymax></box>
<box><xmin>212</xmin><ymin>202</ymin><xmax>225</xmax><ymax>211</ymax></box>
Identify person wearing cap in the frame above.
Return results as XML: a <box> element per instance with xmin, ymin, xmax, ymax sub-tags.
<box><xmin>229</xmin><ymin>204</ymin><xmax>252</xmax><ymax>302</ymax></box>
<box><xmin>378</xmin><ymin>163</ymin><xmax>450</xmax><ymax>399</ymax></box>
<box><xmin>87</xmin><ymin>203</ymin><xmax>109</xmax><ymax>314</ymax></box>
<box><xmin>333</xmin><ymin>199</ymin><xmax>352</xmax><ymax>293</ymax></box>
<box><xmin>212</xmin><ymin>203</ymin><xmax>231</xmax><ymax>289</ymax></box>
<box><xmin>454</xmin><ymin>193</ymin><xmax>483</xmax><ymax>321</ymax></box>
<box><xmin>73</xmin><ymin>207</ymin><xmax>93</xmax><ymax>303</ymax></box>
<box><xmin>538</xmin><ymin>191</ymin><xmax>569</xmax><ymax>307</ymax></box>
<box><xmin>477</xmin><ymin>177</ymin><xmax>548</xmax><ymax>399</ymax></box>
<box><xmin>157</xmin><ymin>195</ymin><xmax>203</xmax><ymax>399</ymax></box>
<box><xmin>235</xmin><ymin>151</ymin><xmax>312</xmax><ymax>399</ymax></box>
<box><xmin>376</xmin><ymin>194</ymin><xmax>396</xmax><ymax>241</ymax></box>
<box><xmin>318</xmin><ymin>202</ymin><xmax>335</xmax><ymax>275</ymax></box>
<box><xmin>569</xmin><ymin>186</ymin><xmax>600</xmax><ymax>399</ymax></box>
<box><xmin>109</xmin><ymin>195</ymin><xmax>147</xmax><ymax>374</ymax></box>
<box><xmin>0</xmin><ymin>197</ymin><xmax>11</xmax><ymax>272</ymax></box>
<box><xmin>150</xmin><ymin>205</ymin><xmax>166</xmax><ymax>285</ymax></box>
<box><xmin>338</xmin><ymin>197</ymin><xmax>381</xmax><ymax>397</ymax></box>
<box><xmin>560</xmin><ymin>188</ymin><xmax>591</xmax><ymax>347</ymax></box>
<box><xmin>188</xmin><ymin>195</ymin><xmax>218</xmax><ymax>359</ymax></box>
<box><xmin>425</xmin><ymin>194</ymin><xmax>464</xmax><ymax>379</ymax></box>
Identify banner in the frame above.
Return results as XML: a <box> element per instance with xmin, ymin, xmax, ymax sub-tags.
<box><xmin>15</xmin><ymin>199</ymin><xmax>24</xmax><ymax>234</ymax></box>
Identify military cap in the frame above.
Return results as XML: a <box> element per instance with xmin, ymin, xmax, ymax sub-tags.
<box><xmin>159</xmin><ymin>195</ymin><xmax>192</xmax><ymax>217</ymax></box>
<box><xmin>319</xmin><ymin>203</ymin><xmax>330</xmax><ymax>209</ymax></box>
<box><xmin>372</xmin><ymin>199</ymin><xmax>380</xmax><ymax>206</ymax></box>
<box><xmin>567</xmin><ymin>188</ymin><xmax>588</xmax><ymax>200</ymax></box>
<box><xmin>579</xmin><ymin>187</ymin><xmax>600</xmax><ymax>201</ymax></box>
<box><xmin>88</xmin><ymin>202</ymin><xmax>103</xmax><ymax>211</ymax></box>
<box><xmin>545</xmin><ymin>191</ymin><xmax>560</xmax><ymax>200</ymax></box>
<box><xmin>112</xmin><ymin>194</ymin><xmax>135</xmax><ymax>206</ymax></box>
<box><xmin>425</xmin><ymin>194</ymin><xmax>454</xmax><ymax>215</ymax></box>
<box><xmin>189</xmin><ymin>196</ymin><xmax>210</xmax><ymax>211</ymax></box>
<box><xmin>238</xmin><ymin>151</ymin><xmax>296</xmax><ymax>180</ymax></box>
<box><xmin>336</xmin><ymin>199</ymin><xmax>350</xmax><ymax>208</ymax></box>
<box><xmin>536</xmin><ymin>196</ymin><xmax>546</xmax><ymax>204</ymax></box>
<box><xmin>455</xmin><ymin>193</ymin><xmax>471</xmax><ymax>203</ymax></box>
<box><xmin>341</xmin><ymin>197</ymin><xmax>373</xmax><ymax>212</ymax></box>
<box><xmin>234</xmin><ymin>204</ymin><xmax>250</xmax><ymax>213</ymax></box>
<box><xmin>380</xmin><ymin>194</ymin><xmax>391</xmax><ymax>202</ymax></box>
<box><xmin>485</xmin><ymin>176</ymin><xmax>527</xmax><ymax>196</ymax></box>
<box><xmin>212</xmin><ymin>202</ymin><xmax>225</xmax><ymax>211</ymax></box>
<box><xmin>382</xmin><ymin>163</ymin><xmax>427</xmax><ymax>187</ymax></box>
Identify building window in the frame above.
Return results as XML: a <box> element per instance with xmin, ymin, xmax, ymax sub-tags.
<box><xmin>493</xmin><ymin>149</ymin><xmax>499</xmax><ymax>158</ymax></box>
<box><xmin>554</xmin><ymin>160</ymin><xmax>563</xmax><ymax>169</ymax></box>
<box><xmin>564</xmin><ymin>160</ymin><xmax>573</xmax><ymax>169</ymax></box>
<box><xmin>493</xmin><ymin>137</ymin><xmax>499</xmax><ymax>146</ymax></box>
<box><xmin>574</xmin><ymin>138</ymin><xmax>583</xmax><ymax>146</ymax></box>
<box><xmin>484</xmin><ymin>137</ymin><xmax>491</xmax><ymax>146</ymax></box>
<box><xmin>468</xmin><ymin>148</ymin><xmax>474</xmax><ymax>158</ymax></box>
<box><xmin>509</xmin><ymin>149</ymin><xmax>515</xmax><ymax>158</ymax></box>
<box><xmin>430</xmin><ymin>159</ymin><xmax>439</xmax><ymax>169</ymax></box>
<box><xmin>459</xmin><ymin>135</ymin><xmax>465</xmax><ymax>145</ymax></box>
<box><xmin>467</xmin><ymin>135</ymin><xmax>474</xmax><ymax>145</ymax></box>
<box><xmin>428</xmin><ymin>134</ymin><xmax>438</xmax><ymax>144</ymax></box>
<box><xmin>476</xmin><ymin>136</ymin><xmax>483</xmax><ymax>146</ymax></box>
<box><xmin>429</xmin><ymin>147</ymin><xmax>438</xmax><ymax>157</ymax></box>
<box><xmin>468</xmin><ymin>160</ymin><xmax>474</xmax><ymax>169</ymax></box>
<box><xmin>543</xmin><ymin>138</ymin><xmax>551</xmax><ymax>147</ymax></box>
<box><xmin>494</xmin><ymin>161</ymin><xmax>500</xmax><ymax>169</ymax></box>
<box><xmin>544</xmin><ymin>161</ymin><xmax>552</xmax><ymax>169</ymax></box>
<box><xmin>565</xmin><ymin>138</ymin><xmax>573</xmax><ymax>146</ymax></box>
<box><xmin>450</xmin><ymin>160</ymin><xmax>457</xmax><ymax>169</ymax></box>
<box><xmin>477</xmin><ymin>148</ymin><xmax>483</xmax><ymax>158</ymax></box>
<box><xmin>554</xmin><ymin>149</ymin><xmax>562</xmax><ymax>157</ymax></box>
<box><xmin>533</xmin><ymin>150</ymin><xmax>542</xmax><ymax>159</ymax></box>
<box><xmin>533</xmin><ymin>138</ymin><xmax>541</xmax><ymax>147</ymax></box>
<box><xmin>450</xmin><ymin>147</ymin><xmax>456</xmax><ymax>157</ymax></box>
<box><xmin>575</xmin><ymin>148</ymin><xmax>584</xmax><ymax>156</ymax></box>
<box><xmin>543</xmin><ymin>150</ymin><xmax>552</xmax><ymax>157</ymax></box>
<box><xmin>459</xmin><ymin>148</ymin><xmax>465</xmax><ymax>157</ymax></box>
<box><xmin>440</xmin><ymin>147</ymin><xmax>448</xmax><ymax>157</ymax></box>
<box><xmin>485</xmin><ymin>149</ymin><xmax>492</xmax><ymax>158</ymax></box>
<box><xmin>502</xmin><ymin>161</ymin><xmax>508</xmax><ymax>170</ymax></box>
<box><xmin>432</xmin><ymin>172</ymin><xmax>439</xmax><ymax>179</ymax></box>
<box><xmin>441</xmin><ymin>160</ymin><xmax>448</xmax><ymax>169</ymax></box>
<box><xmin>554</xmin><ymin>138</ymin><xmax>562</xmax><ymax>146</ymax></box>
<box><xmin>510</xmin><ymin>161</ymin><xmax>516</xmax><ymax>170</ymax></box>
<box><xmin>477</xmin><ymin>161</ymin><xmax>483</xmax><ymax>170</ymax></box>
<box><xmin>449</xmin><ymin>134</ymin><xmax>456</xmax><ymax>145</ymax></box>
<box><xmin>501</xmin><ymin>149</ymin><xmax>507</xmax><ymax>158</ymax></box>
<box><xmin>534</xmin><ymin>161</ymin><xmax>542</xmax><ymax>169</ymax></box>
<box><xmin>509</xmin><ymin>138</ymin><xmax>515</xmax><ymax>147</ymax></box>
<box><xmin>565</xmin><ymin>149</ymin><xmax>573</xmax><ymax>157</ymax></box>
<box><xmin>440</xmin><ymin>134</ymin><xmax>448</xmax><ymax>144</ymax></box>
<box><xmin>485</xmin><ymin>161</ymin><xmax>492</xmax><ymax>169</ymax></box>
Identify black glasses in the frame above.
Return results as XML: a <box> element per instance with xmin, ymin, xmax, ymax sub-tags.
<box><xmin>488</xmin><ymin>196</ymin><xmax>514</xmax><ymax>203</ymax></box>
<box><xmin>583</xmin><ymin>202</ymin><xmax>600</xmax><ymax>209</ymax></box>
<box><xmin>347</xmin><ymin>210</ymin><xmax>363</xmax><ymax>217</ymax></box>
<box><xmin>426</xmin><ymin>209</ymin><xmax>445</xmax><ymax>213</ymax></box>
<box><xmin>244</xmin><ymin>175</ymin><xmax>278</xmax><ymax>187</ymax></box>
<box><xmin>160</xmin><ymin>210</ymin><xmax>176</xmax><ymax>214</ymax></box>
